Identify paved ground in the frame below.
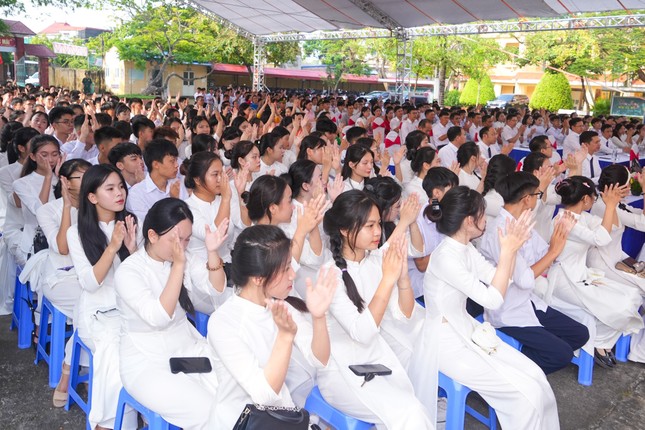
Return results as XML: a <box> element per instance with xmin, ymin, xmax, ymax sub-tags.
<box><xmin>0</xmin><ymin>313</ymin><xmax>643</xmax><ymax>429</ymax></box>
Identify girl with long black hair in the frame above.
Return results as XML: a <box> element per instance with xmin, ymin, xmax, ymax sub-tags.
<box><xmin>317</xmin><ymin>190</ymin><xmax>432</xmax><ymax>429</ymax></box>
<box><xmin>67</xmin><ymin>164</ymin><xmax>139</xmax><ymax>430</ymax></box>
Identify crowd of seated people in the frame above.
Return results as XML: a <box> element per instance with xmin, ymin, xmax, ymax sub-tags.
<box><xmin>1</xmin><ymin>82</ymin><xmax>644</xmax><ymax>430</ymax></box>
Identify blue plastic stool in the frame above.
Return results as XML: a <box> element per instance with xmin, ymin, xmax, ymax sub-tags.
<box><xmin>615</xmin><ymin>334</ymin><xmax>631</xmax><ymax>362</ymax></box>
<box><xmin>187</xmin><ymin>311</ymin><xmax>210</xmax><ymax>337</ymax></box>
<box><xmin>34</xmin><ymin>296</ymin><xmax>74</xmax><ymax>387</ymax></box>
<box><xmin>305</xmin><ymin>386</ymin><xmax>373</xmax><ymax>430</ymax></box>
<box><xmin>438</xmin><ymin>372</ymin><xmax>497</xmax><ymax>430</ymax></box>
<box><xmin>496</xmin><ymin>327</ymin><xmax>594</xmax><ymax>387</ymax></box>
<box><xmin>10</xmin><ymin>269</ymin><xmax>35</xmax><ymax>349</ymax></box>
<box><xmin>113</xmin><ymin>388</ymin><xmax>181</xmax><ymax>430</ymax></box>
<box><xmin>66</xmin><ymin>330</ymin><xmax>93</xmax><ymax>430</ymax></box>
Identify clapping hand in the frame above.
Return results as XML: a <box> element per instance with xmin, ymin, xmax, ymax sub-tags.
<box><xmin>382</xmin><ymin>236</ymin><xmax>404</xmax><ymax>285</ymax></box>
<box><xmin>204</xmin><ymin>218</ymin><xmax>229</xmax><ymax>253</ymax></box>
<box><xmin>266</xmin><ymin>299</ymin><xmax>297</xmax><ymax>336</ymax></box>
<box><xmin>327</xmin><ymin>174</ymin><xmax>344</xmax><ymax>203</ymax></box>
<box><xmin>600</xmin><ymin>183</ymin><xmax>625</xmax><ymax>207</ymax></box>
<box><xmin>297</xmin><ymin>193</ymin><xmax>327</xmax><ymax>234</ymax></box>
<box><xmin>305</xmin><ymin>266</ymin><xmax>338</xmax><ymax>319</ymax></box>
<box><xmin>398</xmin><ymin>194</ymin><xmax>422</xmax><ymax>227</ymax></box>
<box><xmin>548</xmin><ymin>211</ymin><xmax>575</xmax><ymax>256</ymax></box>
<box><xmin>499</xmin><ymin>209</ymin><xmax>534</xmax><ymax>254</ymax></box>
<box><xmin>123</xmin><ymin>215</ymin><xmax>138</xmax><ymax>253</ymax></box>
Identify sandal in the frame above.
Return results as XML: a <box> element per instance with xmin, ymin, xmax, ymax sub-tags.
<box><xmin>52</xmin><ymin>365</ymin><xmax>71</xmax><ymax>408</ymax></box>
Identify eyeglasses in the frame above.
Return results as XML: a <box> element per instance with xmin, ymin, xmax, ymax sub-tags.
<box><xmin>527</xmin><ymin>191</ymin><xmax>544</xmax><ymax>199</ymax></box>
<box><xmin>67</xmin><ymin>176</ymin><xmax>83</xmax><ymax>180</ymax></box>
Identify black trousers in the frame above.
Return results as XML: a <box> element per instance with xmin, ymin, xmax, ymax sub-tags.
<box><xmin>498</xmin><ymin>304</ymin><xmax>589</xmax><ymax>375</ymax></box>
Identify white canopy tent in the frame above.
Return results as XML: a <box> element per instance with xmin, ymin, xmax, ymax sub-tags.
<box><xmin>188</xmin><ymin>0</ymin><xmax>645</xmax><ymax>96</ymax></box>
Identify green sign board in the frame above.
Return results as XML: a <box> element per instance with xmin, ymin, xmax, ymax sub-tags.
<box><xmin>610</xmin><ymin>96</ymin><xmax>645</xmax><ymax>118</ymax></box>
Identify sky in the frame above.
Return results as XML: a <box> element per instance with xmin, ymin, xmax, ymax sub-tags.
<box><xmin>6</xmin><ymin>3</ymin><xmax>120</xmax><ymax>33</ymax></box>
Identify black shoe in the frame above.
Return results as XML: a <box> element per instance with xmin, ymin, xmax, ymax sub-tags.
<box><xmin>594</xmin><ymin>349</ymin><xmax>615</xmax><ymax>369</ymax></box>
<box><xmin>606</xmin><ymin>350</ymin><xmax>618</xmax><ymax>365</ymax></box>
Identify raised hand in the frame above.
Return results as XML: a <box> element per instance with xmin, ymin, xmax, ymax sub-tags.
<box><xmin>123</xmin><ymin>215</ymin><xmax>138</xmax><ymax>253</ymax></box>
<box><xmin>169</xmin><ymin>180</ymin><xmax>181</xmax><ymax>199</ymax></box>
<box><xmin>398</xmin><ymin>194</ymin><xmax>421</xmax><ymax>227</ymax></box>
<box><xmin>233</xmin><ymin>166</ymin><xmax>249</xmax><ymax>196</ymax></box>
<box><xmin>382</xmin><ymin>236</ymin><xmax>404</xmax><ymax>285</ymax></box>
<box><xmin>393</xmin><ymin>146</ymin><xmax>406</xmax><ymax>165</ymax></box>
<box><xmin>327</xmin><ymin>174</ymin><xmax>344</xmax><ymax>203</ymax></box>
<box><xmin>305</xmin><ymin>266</ymin><xmax>338</xmax><ymax>319</ymax></box>
<box><xmin>449</xmin><ymin>160</ymin><xmax>460</xmax><ymax>176</ymax></box>
<box><xmin>549</xmin><ymin>211</ymin><xmax>575</xmax><ymax>256</ymax></box>
<box><xmin>600</xmin><ymin>183</ymin><xmax>623</xmax><ymax>207</ymax></box>
<box><xmin>266</xmin><ymin>299</ymin><xmax>297</xmax><ymax>336</ymax></box>
<box><xmin>297</xmin><ymin>193</ymin><xmax>327</xmax><ymax>234</ymax></box>
<box><xmin>204</xmin><ymin>218</ymin><xmax>229</xmax><ymax>252</ymax></box>
<box><xmin>60</xmin><ymin>176</ymin><xmax>71</xmax><ymax>207</ymax></box>
<box><xmin>536</xmin><ymin>164</ymin><xmax>556</xmax><ymax>191</ymax></box>
<box><xmin>499</xmin><ymin>209</ymin><xmax>534</xmax><ymax>254</ymax></box>
<box><xmin>108</xmin><ymin>220</ymin><xmax>126</xmax><ymax>253</ymax></box>
<box><xmin>54</xmin><ymin>152</ymin><xmax>66</xmax><ymax>178</ymax></box>
<box><xmin>170</xmin><ymin>229</ymin><xmax>186</xmax><ymax>265</ymax></box>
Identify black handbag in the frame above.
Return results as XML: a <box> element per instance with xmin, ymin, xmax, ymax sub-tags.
<box><xmin>232</xmin><ymin>404</ymin><xmax>309</xmax><ymax>430</ymax></box>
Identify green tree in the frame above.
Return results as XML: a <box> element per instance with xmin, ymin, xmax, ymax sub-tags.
<box><xmin>529</xmin><ymin>71</ymin><xmax>573</xmax><ymax>111</ymax></box>
<box><xmin>519</xmin><ymin>30</ymin><xmax>603</xmax><ymax>110</ymax></box>
<box><xmin>103</xmin><ymin>1</ymin><xmax>297</xmax><ymax>94</ymax></box>
<box><xmin>444</xmin><ymin>89</ymin><xmax>461</xmax><ymax>107</ymax></box>
<box><xmin>459</xmin><ymin>74</ymin><xmax>495</xmax><ymax>106</ymax></box>
<box><xmin>303</xmin><ymin>40</ymin><xmax>371</xmax><ymax>91</ymax></box>
<box><xmin>593</xmin><ymin>28</ymin><xmax>645</xmax><ymax>83</ymax></box>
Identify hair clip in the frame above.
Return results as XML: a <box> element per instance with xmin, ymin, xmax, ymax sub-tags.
<box><xmin>582</xmin><ymin>182</ymin><xmax>591</xmax><ymax>189</ymax></box>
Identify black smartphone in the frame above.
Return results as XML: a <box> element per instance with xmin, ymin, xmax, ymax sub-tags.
<box><xmin>169</xmin><ymin>357</ymin><xmax>212</xmax><ymax>374</ymax></box>
<box><xmin>349</xmin><ymin>364</ymin><xmax>392</xmax><ymax>377</ymax></box>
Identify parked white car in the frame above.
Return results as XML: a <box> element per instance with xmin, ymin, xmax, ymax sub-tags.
<box><xmin>25</xmin><ymin>72</ymin><xmax>39</xmax><ymax>86</ymax></box>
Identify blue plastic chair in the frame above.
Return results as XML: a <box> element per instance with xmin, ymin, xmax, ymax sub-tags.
<box><xmin>477</xmin><ymin>314</ymin><xmax>595</xmax><ymax>387</ymax></box>
<box><xmin>187</xmin><ymin>311</ymin><xmax>210</xmax><ymax>337</ymax></box>
<box><xmin>438</xmin><ymin>372</ymin><xmax>498</xmax><ymax>430</ymax></box>
<box><xmin>34</xmin><ymin>296</ymin><xmax>74</xmax><ymax>387</ymax></box>
<box><xmin>10</xmin><ymin>268</ymin><xmax>35</xmax><ymax>349</ymax></box>
<box><xmin>66</xmin><ymin>330</ymin><xmax>93</xmax><ymax>430</ymax></box>
<box><xmin>305</xmin><ymin>386</ymin><xmax>373</xmax><ymax>430</ymax></box>
<box><xmin>615</xmin><ymin>334</ymin><xmax>631</xmax><ymax>362</ymax></box>
<box><xmin>113</xmin><ymin>388</ymin><xmax>181</xmax><ymax>430</ymax></box>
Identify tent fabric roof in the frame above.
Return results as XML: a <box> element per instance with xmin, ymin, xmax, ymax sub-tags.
<box><xmin>192</xmin><ymin>0</ymin><xmax>645</xmax><ymax>36</ymax></box>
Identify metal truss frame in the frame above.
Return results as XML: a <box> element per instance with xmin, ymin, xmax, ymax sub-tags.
<box><xmin>394</xmin><ymin>29</ymin><xmax>412</xmax><ymax>103</ymax></box>
<box><xmin>252</xmin><ymin>39</ymin><xmax>268</xmax><ymax>92</ymax></box>
<box><xmin>259</xmin><ymin>14</ymin><xmax>645</xmax><ymax>43</ymax></box>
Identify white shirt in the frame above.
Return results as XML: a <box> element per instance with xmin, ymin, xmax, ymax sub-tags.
<box><xmin>36</xmin><ymin>198</ymin><xmax>79</xmax><ymax>288</ymax></box>
<box><xmin>598</xmin><ymin>135</ymin><xmax>613</xmax><ymax>155</ymax></box>
<box><xmin>13</xmin><ymin>172</ymin><xmax>57</xmax><ymax>254</ymax></box>
<box><xmin>546</xmin><ymin>127</ymin><xmax>565</xmax><ymax>145</ymax></box>
<box><xmin>400</xmin><ymin>118</ymin><xmax>419</xmax><ymax>144</ymax></box>
<box><xmin>184</xmin><ymin>192</ymin><xmax>234</xmax><ymax>263</ymax></box>
<box><xmin>581</xmin><ymin>154</ymin><xmax>601</xmax><ymax>182</ymax></box>
<box><xmin>432</xmin><ymin>122</ymin><xmax>450</xmax><ymax>148</ymax></box>
<box><xmin>458</xmin><ymin>169</ymin><xmax>481</xmax><ymax>191</ymax></box>
<box><xmin>479</xmin><ymin>208</ymin><xmax>548</xmax><ymax>328</ymax></box>
<box><xmin>438</xmin><ymin>142</ymin><xmax>458</xmax><ymax>168</ymax></box>
<box><xmin>478</xmin><ymin>142</ymin><xmax>499</xmax><ymax>160</ymax></box>
<box><xmin>342</xmin><ymin>177</ymin><xmax>364</xmax><ymax>193</ymax></box>
<box><xmin>254</xmin><ymin>158</ymin><xmax>288</xmax><ymax>180</ymax></box>
<box><xmin>67</xmin><ymin>141</ymin><xmax>99</xmax><ymax>162</ymax></box>
<box><xmin>403</xmin><ymin>176</ymin><xmax>428</xmax><ymax>206</ymax></box>
<box><xmin>126</xmin><ymin>173</ymin><xmax>188</xmax><ymax>223</ymax></box>
<box><xmin>562</xmin><ymin>131</ymin><xmax>581</xmax><ymax>159</ymax></box>
<box><xmin>501</xmin><ymin>124</ymin><xmax>520</xmax><ymax>147</ymax></box>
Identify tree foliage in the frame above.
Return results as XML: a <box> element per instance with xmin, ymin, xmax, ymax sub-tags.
<box><xmin>303</xmin><ymin>40</ymin><xmax>371</xmax><ymax>91</ymax></box>
<box><xmin>459</xmin><ymin>74</ymin><xmax>495</xmax><ymax>106</ymax></box>
<box><xmin>529</xmin><ymin>71</ymin><xmax>573</xmax><ymax>111</ymax></box>
<box><xmin>444</xmin><ymin>90</ymin><xmax>461</xmax><ymax>107</ymax></box>
<box><xmin>101</xmin><ymin>1</ymin><xmax>297</xmax><ymax>93</ymax></box>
